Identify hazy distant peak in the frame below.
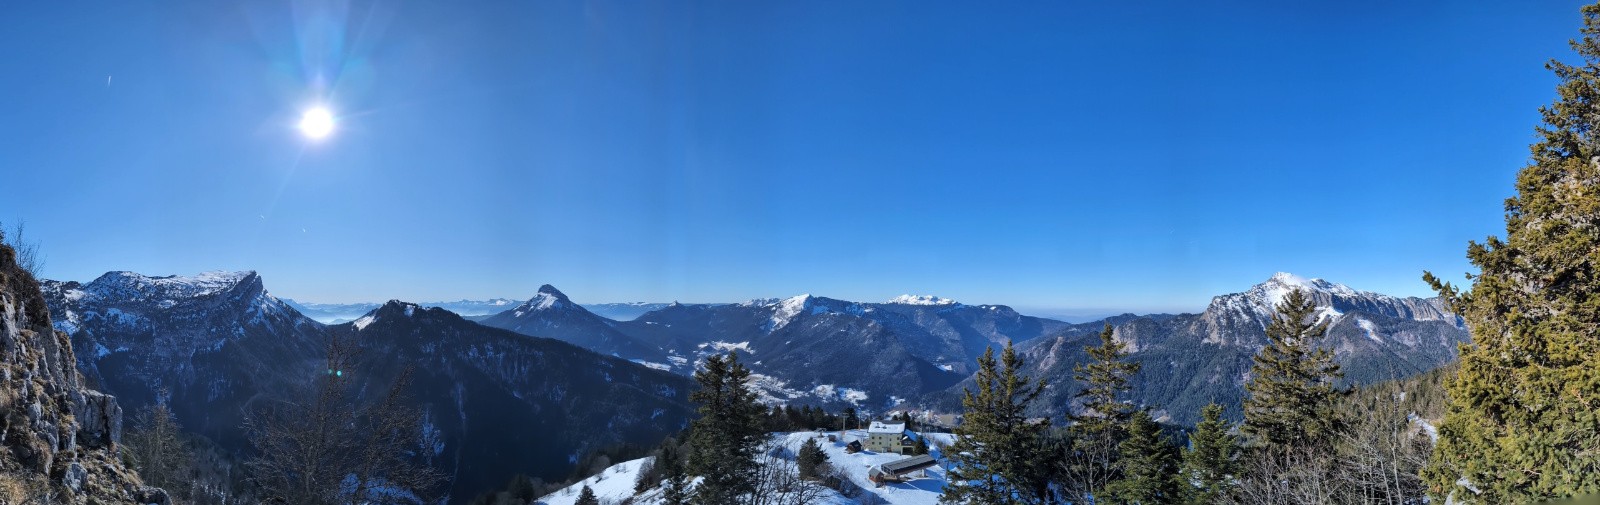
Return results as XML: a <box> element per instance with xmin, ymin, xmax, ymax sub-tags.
<box><xmin>886</xmin><ymin>294</ymin><xmax>958</xmax><ymax>306</ymax></box>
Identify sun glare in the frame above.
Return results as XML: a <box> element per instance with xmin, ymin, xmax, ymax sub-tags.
<box><xmin>298</xmin><ymin>107</ymin><xmax>335</xmax><ymax>140</ymax></box>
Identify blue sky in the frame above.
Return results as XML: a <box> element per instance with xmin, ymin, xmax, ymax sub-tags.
<box><xmin>0</xmin><ymin>1</ymin><xmax>1586</xmax><ymax>315</ymax></box>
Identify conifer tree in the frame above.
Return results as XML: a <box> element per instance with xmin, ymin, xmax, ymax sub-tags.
<box><xmin>1421</xmin><ymin>4</ymin><xmax>1600</xmax><ymax>501</ymax></box>
<box><xmin>1104</xmin><ymin>410</ymin><xmax>1182</xmax><ymax>505</ymax></box>
<box><xmin>797</xmin><ymin>437</ymin><xmax>829</xmax><ymax>480</ymax></box>
<box><xmin>658</xmin><ymin>438</ymin><xmax>689</xmax><ymax>505</ymax></box>
<box><xmin>844</xmin><ymin>407</ymin><xmax>860</xmax><ymax>430</ymax></box>
<box><xmin>1241</xmin><ymin>288</ymin><xmax>1341</xmax><ymax>450</ymax></box>
<box><xmin>686</xmin><ymin>352</ymin><xmax>767</xmax><ymax>505</ymax></box>
<box><xmin>1180</xmin><ymin>403</ymin><xmax>1238</xmax><ymax>505</ymax></box>
<box><xmin>940</xmin><ymin>343</ymin><xmax>1051</xmax><ymax>505</ymax></box>
<box><xmin>575</xmin><ymin>485</ymin><xmax>599</xmax><ymax>505</ymax></box>
<box><xmin>1062</xmin><ymin>323</ymin><xmax>1141</xmax><ymax>502</ymax></box>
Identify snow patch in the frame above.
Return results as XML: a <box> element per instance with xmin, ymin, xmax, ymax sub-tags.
<box><xmin>1357</xmin><ymin>318</ymin><xmax>1381</xmax><ymax>342</ymax></box>
<box><xmin>352</xmin><ymin>315</ymin><xmax>377</xmax><ymax>331</ymax></box>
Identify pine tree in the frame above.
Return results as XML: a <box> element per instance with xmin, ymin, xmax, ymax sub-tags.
<box><xmin>844</xmin><ymin>407</ymin><xmax>860</xmax><ymax>430</ymax></box>
<box><xmin>1104</xmin><ymin>410</ymin><xmax>1181</xmax><ymax>505</ymax></box>
<box><xmin>1420</xmin><ymin>4</ymin><xmax>1600</xmax><ymax>501</ymax></box>
<box><xmin>1241</xmin><ymin>288</ymin><xmax>1342</xmax><ymax>450</ymax></box>
<box><xmin>686</xmin><ymin>352</ymin><xmax>767</xmax><ymax>505</ymax></box>
<box><xmin>797</xmin><ymin>437</ymin><xmax>829</xmax><ymax>480</ymax></box>
<box><xmin>1062</xmin><ymin>323</ymin><xmax>1141</xmax><ymax>502</ymax></box>
<box><xmin>658</xmin><ymin>438</ymin><xmax>689</xmax><ymax>505</ymax></box>
<box><xmin>940</xmin><ymin>343</ymin><xmax>1051</xmax><ymax>505</ymax></box>
<box><xmin>575</xmin><ymin>485</ymin><xmax>599</xmax><ymax>505</ymax></box>
<box><xmin>1180</xmin><ymin>403</ymin><xmax>1238</xmax><ymax>505</ymax></box>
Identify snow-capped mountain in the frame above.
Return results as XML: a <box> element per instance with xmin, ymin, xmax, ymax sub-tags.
<box><xmin>332</xmin><ymin>301</ymin><xmax>695</xmax><ymax>499</ymax></box>
<box><xmin>281</xmin><ymin>297</ymin><xmax>520</xmax><ymax>323</ymax></box>
<box><xmin>984</xmin><ymin>273</ymin><xmax>1468</xmax><ymax>426</ymax></box>
<box><xmin>40</xmin><ymin>271</ymin><xmax>327</xmax><ymax>449</ymax></box>
<box><xmin>479</xmin><ymin>285</ymin><xmax>669</xmax><ymax>364</ymax></box>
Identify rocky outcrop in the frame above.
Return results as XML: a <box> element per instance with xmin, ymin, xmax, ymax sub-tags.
<box><xmin>0</xmin><ymin>244</ymin><xmax>165</xmax><ymax>504</ymax></box>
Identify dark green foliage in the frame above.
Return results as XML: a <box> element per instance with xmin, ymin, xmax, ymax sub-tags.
<box><xmin>913</xmin><ymin>437</ymin><xmax>929</xmax><ymax>456</ymax></box>
<box><xmin>1241</xmin><ymin>289</ymin><xmax>1342</xmax><ymax>450</ymax></box>
<box><xmin>940</xmin><ymin>343</ymin><xmax>1051</xmax><ymax>505</ymax></box>
<box><xmin>658</xmin><ymin>438</ymin><xmax>690</xmax><ymax>505</ymax></box>
<box><xmin>686</xmin><ymin>352</ymin><xmax>767</xmax><ymax>505</ymax></box>
<box><xmin>844</xmin><ymin>407</ymin><xmax>860</xmax><ymax>430</ymax></box>
<box><xmin>1104</xmin><ymin>410</ymin><xmax>1181</xmax><ymax>504</ymax></box>
<box><xmin>798</xmin><ymin>437</ymin><xmax>829</xmax><ymax>480</ymax></box>
<box><xmin>1061</xmin><ymin>324</ymin><xmax>1140</xmax><ymax>502</ymax></box>
<box><xmin>1421</xmin><ymin>4</ymin><xmax>1600</xmax><ymax>502</ymax></box>
<box><xmin>575</xmin><ymin>485</ymin><xmax>598</xmax><ymax>505</ymax></box>
<box><xmin>1180</xmin><ymin>403</ymin><xmax>1237</xmax><ymax>504</ymax></box>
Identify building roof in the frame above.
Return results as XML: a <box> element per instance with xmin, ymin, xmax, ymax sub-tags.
<box><xmin>877</xmin><ymin>454</ymin><xmax>938</xmax><ymax>475</ymax></box>
<box><xmin>867</xmin><ymin>422</ymin><xmax>906</xmax><ymax>434</ymax></box>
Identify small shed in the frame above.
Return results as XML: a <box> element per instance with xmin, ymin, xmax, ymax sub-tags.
<box><xmin>845</xmin><ymin>440</ymin><xmax>863</xmax><ymax>454</ymax></box>
<box><xmin>869</xmin><ymin>454</ymin><xmax>938</xmax><ymax>482</ymax></box>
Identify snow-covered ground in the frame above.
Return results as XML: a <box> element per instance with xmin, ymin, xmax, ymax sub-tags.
<box><xmin>536</xmin><ymin>430</ymin><xmax>960</xmax><ymax>505</ymax></box>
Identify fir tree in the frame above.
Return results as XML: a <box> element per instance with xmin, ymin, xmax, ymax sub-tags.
<box><xmin>1104</xmin><ymin>410</ymin><xmax>1181</xmax><ymax>505</ymax></box>
<box><xmin>797</xmin><ymin>437</ymin><xmax>829</xmax><ymax>480</ymax></box>
<box><xmin>1180</xmin><ymin>403</ymin><xmax>1237</xmax><ymax>505</ymax></box>
<box><xmin>1062</xmin><ymin>323</ymin><xmax>1141</xmax><ymax>502</ymax></box>
<box><xmin>1421</xmin><ymin>4</ymin><xmax>1600</xmax><ymax>501</ymax></box>
<box><xmin>844</xmin><ymin>407</ymin><xmax>860</xmax><ymax>430</ymax></box>
<box><xmin>575</xmin><ymin>485</ymin><xmax>598</xmax><ymax>505</ymax></box>
<box><xmin>686</xmin><ymin>352</ymin><xmax>767</xmax><ymax>505</ymax></box>
<box><xmin>1241</xmin><ymin>288</ymin><xmax>1342</xmax><ymax>450</ymax></box>
<box><xmin>658</xmin><ymin>438</ymin><xmax>689</xmax><ymax>505</ymax></box>
<box><xmin>940</xmin><ymin>343</ymin><xmax>1051</xmax><ymax>505</ymax></box>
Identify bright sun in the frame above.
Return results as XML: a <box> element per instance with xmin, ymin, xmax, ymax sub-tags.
<box><xmin>298</xmin><ymin>107</ymin><xmax>335</xmax><ymax>140</ymax></box>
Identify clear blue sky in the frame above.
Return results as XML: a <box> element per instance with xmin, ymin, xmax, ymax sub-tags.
<box><xmin>0</xmin><ymin>1</ymin><xmax>1586</xmax><ymax>315</ymax></box>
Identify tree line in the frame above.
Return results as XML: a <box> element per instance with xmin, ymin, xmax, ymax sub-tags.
<box><xmin>937</xmin><ymin>287</ymin><xmax>1432</xmax><ymax>504</ymax></box>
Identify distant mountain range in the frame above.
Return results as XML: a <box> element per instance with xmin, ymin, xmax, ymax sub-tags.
<box><xmin>41</xmin><ymin>272</ymin><xmax>694</xmax><ymax>501</ymax></box>
<box><xmin>283</xmin><ymin>298</ymin><xmax>672</xmax><ymax>324</ymax></box>
<box><xmin>281</xmin><ymin>298</ymin><xmax>520</xmax><ymax>324</ymax></box>
<box><xmin>979</xmin><ymin>272</ymin><xmax>1468</xmax><ymax>425</ymax></box>
<box><xmin>38</xmin><ymin>268</ymin><xmax>1467</xmax><ymax>502</ymax></box>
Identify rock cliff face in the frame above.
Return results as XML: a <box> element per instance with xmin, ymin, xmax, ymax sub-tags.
<box><xmin>0</xmin><ymin>244</ymin><xmax>165</xmax><ymax>504</ymax></box>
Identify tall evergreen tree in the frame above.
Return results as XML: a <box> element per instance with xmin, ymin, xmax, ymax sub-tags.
<box><xmin>1061</xmin><ymin>323</ymin><xmax>1141</xmax><ymax>502</ymax></box>
<box><xmin>844</xmin><ymin>407</ymin><xmax>860</xmax><ymax>430</ymax></box>
<box><xmin>1422</xmin><ymin>4</ymin><xmax>1600</xmax><ymax>501</ymax></box>
<box><xmin>686</xmin><ymin>352</ymin><xmax>767</xmax><ymax>505</ymax></box>
<box><xmin>1104</xmin><ymin>410</ymin><xmax>1182</xmax><ymax>505</ymax></box>
<box><xmin>575</xmin><ymin>485</ymin><xmax>599</xmax><ymax>505</ymax></box>
<box><xmin>658</xmin><ymin>438</ymin><xmax>689</xmax><ymax>505</ymax></box>
<box><xmin>940</xmin><ymin>343</ymin><xmax>1051</xmax><ymax>505</ymax></box>
<box><xmin>1179</xmin><ymin>403</ymin><xmax>1238</xmax><ymax>505</ymax></box>
<box><xmin>1241</xmin><ymin>288</ymin><xmax>1342</xmax><ymax>450</ymax></box>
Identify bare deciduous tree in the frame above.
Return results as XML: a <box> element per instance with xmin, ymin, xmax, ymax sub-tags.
<box><xmin>745</xmin><ymin>445</ymin><xmax>827</xmax><ymax>505</ymax></box>
<box><xmin>246</xmin><ymin>332</ymin><xmax>444</xmax><ymax>505</ymax></box>
<box><xmin>0</xmin><ymin>221</ymin><xmax>43</xmax><ymax>277</ymax></box>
